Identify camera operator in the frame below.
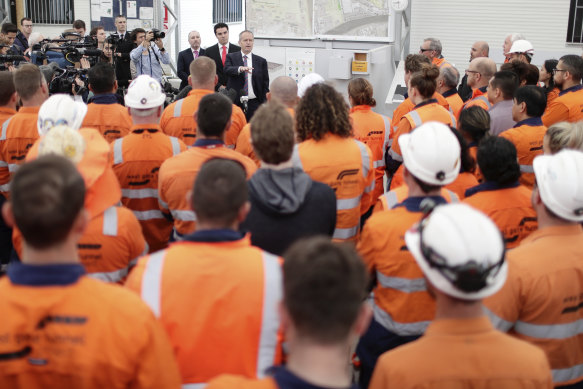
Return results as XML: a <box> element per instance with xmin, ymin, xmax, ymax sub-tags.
<box><xmin>130</xmin><ymin>28</ymin><xmax>170</xmax><ymax>84</ymax></box>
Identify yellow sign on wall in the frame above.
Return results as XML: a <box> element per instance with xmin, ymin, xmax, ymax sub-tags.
<box><xmin>352</xmin><ymin>61</ymin><xmax>368</xmax><ymax>73</ymax></box>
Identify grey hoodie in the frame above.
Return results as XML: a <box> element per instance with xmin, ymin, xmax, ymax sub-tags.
<box><xmin>248</xmin><ymin>166</ymin><xmax>312</xmax><ymax>214</ymax></box>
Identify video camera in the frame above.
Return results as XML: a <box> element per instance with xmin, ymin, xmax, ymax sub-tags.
<box><xmin>49</xmin><ymin>67</ymin><xmax>89</xmax><ymax>95</ymax></box>
<box><xmin>31</xmin><ymin>39</ymin><xmax>102</xmax><ymax>64</ymax></box>
<box><xmin>0</xmin><ymin>54</ymin><xmax>25</xmax><ymax>71</ymax></box>
<box><xmin>150</xmin><ymin>29</ymin><xmax>166</xmax><ymax>40</ymax></box>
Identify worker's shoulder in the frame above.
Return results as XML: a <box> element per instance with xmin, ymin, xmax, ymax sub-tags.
<box><xmin>207</xmin><ymin>375</ymin><xmax>277</xmax><ymax>389</ymax></box>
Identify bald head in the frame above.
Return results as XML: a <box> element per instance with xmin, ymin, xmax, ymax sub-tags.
<box><xmin>190</xmin><ymin>56</ymin><xmax>217</xmax><ymax>89</ymax></box>
<box><xmin>470</xmin><ymin>41</ymin><xmax>489</xmax><ymax>61</ymax></box>
<box><xmin>467</xmin><ymin>57</ymin><xmax>497</xmax><ymax>89</ymax></box>
<box><xmin>268</xmin><ymin>76</ymin><xmax>298</xmax><ymax>107</ymax></box>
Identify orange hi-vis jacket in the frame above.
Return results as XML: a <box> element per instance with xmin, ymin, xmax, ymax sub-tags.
<box><xmin>463</xmin><ymin>181</ymin><xmax>537</xmax><ymax>249</ymax></box>
<box><xmin>235</xmin><ymin>108</ymin><xmax>295</xmax><ymax>167</ymax></box>
<box><xmin>468</xmin><ymin>144</ymin><xmax>484</xmax><ymax>183</ymax></box>
<box><xmin>82</xmin><ymin>100</ymin><xmax>132</xmax><ymax>143</ymax></box>
<box><xmin>459</xmin><ymin>87</ymin><xmax>492</xmax><ymax>119</ymax></box>
<box><xmin>369</xmin><ymin>316</ymin><xmax>553</xmax><ymax>389</ymax></box>
<box><xmin>19</xmin><ymin>128</ymin><xmax>147</xmax><ymax>283</ymax></box>
<box><xmin>350</xmin><ymin>105</ymin><xmax>391</xmax><ymax>203</ymax></box>
<box><xmin>373</xmin><ymin>185</ymin><xmax>459</xmax><ymax>213</ymax></box>
<box><xmin>546</xmin><ymin>87</ymin><xmax>560</xmax><ymax>106</ymax></box>
<box><xmin>291</xmin><ymin>134</ymin><xmax>374</xmax><ymax>242</ymax></box>
<box><xmin>445</xmin><ymin>171</ymin><xmax>479</xmax><ymax>200</ymax></box>
<box><xmin>112</xmin><ymin>124</ymin><xmax>187</xmax><ymax>253</ymax></box>
<box><xmin>158</xmin><ymin>139</ymin><xmax>257</xmax><ymax>239</ymax></box>
<box><xmin>485</xmin><ymin>224</ymin><xmax>583</xmax><ymax>387</ymax></box>
<box><xmin>126</xmin><ymin>231</ymin><xmax>283</xmax><ymax>387</ymax></box>
<box><xmin>442</xmin><ymin>88</ymin><xmax>464</xmax><ymax>119</ymax></box>
<box><xmin>390</xmin><ymin>93</ymin><xmax>450</xmax><ymax>138</ymax></box>
<box><xmin>0</xmin><ymin>106</ymin><xmax>39</xmax><ymax>199</ymax></box>
<box><xmin>500</xmin><ymin>117</ymin><xmax>547</xmax><ymax>189</ymax></box>
<box><xmin>358</xmin><ymin>196</ymin><xmax>449</xmax><ymax>336</ymax></box>
<box><xmin>542</xmin><ymin>84</ymin><xmax>583</xmax><ymax>127</ymax></box>
<box><xmin>0</xmin><ymin>262</ymin><xmax>182</xmax><ymax>388</ymax></box>
<box><xmin>432</xmin><ymin>57</ymin><xmax>451</xmax><ymax>69</ymax></box>
<box><xmin>0</xmin><ymin>106</ymin><xmax>15</xmax><ymax>197</ymax></box>
<box><xmin>160</xmin><ymin>89</ymin><xmax>246</xmax><ymax>147</ymax></box>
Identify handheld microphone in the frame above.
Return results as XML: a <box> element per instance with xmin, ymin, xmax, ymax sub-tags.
<box><xmin>239</xmin><ymin>90</ymin><xmax>249</xmax><ymax>113</ymax></box>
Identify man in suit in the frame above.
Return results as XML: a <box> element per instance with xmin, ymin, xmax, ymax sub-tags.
<box><xmin>203</xmin><ymin>23</ymin><xmax>240</xmax><ymax>91</ymax></box>
<box><xmin>112</xmin><ymin>15</ymin><xmax>133</xmax><ymax>90</ymax></box>
<box><xmin>177</xmin><ymin>31</ymin><xmax>206</xmax><ymax>90</ymax></box>
<box><xmin>224</xmin><ymin>30</ymin><xmax>269</xmax><ymax>120</ymax></box>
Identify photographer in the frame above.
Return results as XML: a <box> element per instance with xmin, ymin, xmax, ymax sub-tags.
<box><xmin>130</xmin><ymin>28</ymin><xmax>170</xmax><ymax>84</ymax></box>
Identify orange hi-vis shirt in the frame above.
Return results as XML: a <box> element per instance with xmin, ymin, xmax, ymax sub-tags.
<box><xmin>369</xmin><ymin>316</ymin><xmax>553</xmax><ymax>389</ymax></box>
<box><xmin>292</xmin><ymin>134</ymin><xmax>374</xmax><ymax>242</ymax></box>
<box><xmin>0</xmin><ymin>106</ymin><xmax>39</xmax><ymax>199</ymax></box>
<box><xmin>19</xmin><ymin>128</ymin><xmax>147</xmax><ymax>283</ymax></box>
<box><xmin>485</xmin><ymin>224</ymin><xmax>583</xmax><ymax>387</ymax></box>
<box><xmin>82</xmin><ymin>101</ymin><xmax>132</xmax><ymax>143</ymax></box>
<box><xmin>0</xmin><ymin>262</ymin><xmax>182</xmax><ymax>388</ymax></box>
<box><xmin>160</xmin><ymin>89</ymin><xmax>247</xmax><ymax>147</ymax></box>
<box><xmin>542</xmin><ymin>84</ymin><xmax>583</xmax><ymax>127</ymax></box>
<box><xmin>235</xmin><ymin>108</ymin><xmax>295</xmax><ymax>167</ymax></box>
<box><xmin>432</xmin><ymin>56</ymin><xmax>451</xmax><ymax>69</ymax></box>
<box><xmin>112</xmin><ymin>124</ymin><xmax>187</xmax><ymax>253</ymax></box>
<box><xmin>459</xmin><ymin>86</ymin><xmax>492</xmax><ymax>119</ymax></box>
<box><xmin>373</xmin><ymin>185</ymin><xmax>459</xmax><ymax>213</ymax></box>
<box><xmin>500</xmin><ymin>117</ymin><xmax>547</xmax><ymax>189</ymax></box>
<box><xmin>441</xmin><ymin>88</ymin><xmax>464</xmax><ymax>119</ymax></box>
<box><xmin>158</xmin><ymin>139</ymin><xmax>257</xmax><ymax>239</ymax></box>
<box><xmin>358</xmin><ymin>196</ymin><xmax>448</xmax><ymax>336</ymax></box>
<box><xmin>463</xmin><ymin>181</ymin><xmax>537</xmax><ymax>249</ymax></box>
<box><xmin>350</xmin><ymin>105</ymin><xmax>391</xmax><ymax>203</ymax></box>
<box><xmin>390</xmin><ymin>93</ymin><xmax>450</xmax><ymax>139</ymax></box>
<box><xmin>0</xmin><ymin>106</ymin><xmax>15</xmax><ymax>197</ymax></box>
<box><xmin>445</xmin><ymin>171</ymin><xmax>479</xmax><ymax>200</ymax></box>
<box><xmin>126</xmin><ymin>232</ymin><xmax>283</xmax><ymax>387</ymax></box>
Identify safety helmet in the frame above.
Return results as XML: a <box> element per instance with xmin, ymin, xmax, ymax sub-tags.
<box><xmin>124</xmin><ymin>75</ymin><xmax>166</xmax><ymax>109</ymax></box>
<box><xmin>533</xmin><ymin>149</ymin><xmax>583</xmax><ymax>222</ymax></box>
<box><xmin>297</xmin><ymin>73</ymin><xmax>324</xmax><ymax>98</ymax></box>
<box><xmin>38</xmin><ymin>125</ymin><xmax>86</xmax><ymax>164</ymax></box>
<box><xmin>508</xmin><ymin>40</ymin><xmax>534</xmax><ymax>55</ymax></box>
<box><xmin>37</xmin><ymin>94</ymin><xmax>88</xmax><ymax>136</ymax></box>
<box><xmin>398</xmin><ymin>121</ymin><xmax>460</xmax><ymax>186</ymax></box>
<box><xmin>405</xmin><ymin>203</ymin><xmax>507</xmax><ymax>300</ymax></box>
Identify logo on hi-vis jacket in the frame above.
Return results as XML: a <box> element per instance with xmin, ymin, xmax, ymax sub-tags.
<box><xmin>337</xmin><ymin>169</ymin><xmax>359</xmax><ymax>180</ymax></box>
<box><xmin>127</xmin><ymin>167</ymin><xmax>160</xmax><ymax>186</ymax></box>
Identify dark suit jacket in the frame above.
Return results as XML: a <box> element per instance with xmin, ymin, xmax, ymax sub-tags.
<box><xmin>177</xmin><ymin>47</ymin><xmax>206</xmax><ymax>89</ymax></box>
<box><xmin>203</xmin><ymin>43</ymin><xmax>240</xmax><ymax>90</ymax></box>
<box><xmin>224</xmin><ymin>52</ymin><xmax>269</xmax><ymax>106</ymax></box>
<box><xmin>114</xmin><ymin>32</ymin><xmax>133</xmax><ymax>88</ymax></box>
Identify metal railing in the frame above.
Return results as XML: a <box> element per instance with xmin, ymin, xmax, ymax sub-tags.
<box><xmin>567</xmin><ymin>0</ymin><xmax>583</xmax><ymax>43</ymax></box>
<box><xmin>213</xmin><ymin>0</ymin><xmax>242</xmax><ymax>24</ymax></box>
<box><xmin>25</xmin><ymin>0</ymin><xmax>75</xmax><ymax>25</ymax></box>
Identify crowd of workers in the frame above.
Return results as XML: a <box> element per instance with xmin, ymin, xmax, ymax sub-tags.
<box><xmin>0</xmin><ymin>17</ymin><xmax>582</xmax><ymax>389</ymax></box>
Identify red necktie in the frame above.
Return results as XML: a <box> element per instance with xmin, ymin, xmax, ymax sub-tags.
<box><xmin>221</xmin><ymin>45</ymin><xmax>226</xmax><ymax>65</ymax></box>
<box><xmin>194</xmin><ymin>50</ymin><xmax>198</xmax><ymax>58</ymax></box>
<box><xmin>243</xmin><ymin>55</ymin><xmax>248</xmax><ymax>95</ymax></box>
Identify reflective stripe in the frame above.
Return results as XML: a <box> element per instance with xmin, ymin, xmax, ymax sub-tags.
<box><xmin>337</xmin><ymin>195</ymin><xmax>361</xmax><ymax>210</ymax></box>
<box><xmin>257</xmin><ymin>252</ymin><xmax>283</xmax><ymax>377</ymax></box>
<box><xmin>226</xmin><ymin>144</ymin><xmax>235</xmax><ymax>149</ymax></box>
<box><xmin>0</xmin><ymin>183</ymin><xmax>9</xmax><ymax>192</ymax></box>
<box><xmin>291</xmin><ymin>144</ymin><xmax>303</xmax><ymax>170</ymax></box>
<box><xmin>388</xmin><ymin>147</ymin><xmax>403</xmax><ymax>162</ymax></box>
<box><xmin>520</xmin><ymin>164</ymin><xmax>534</xmax><ymax>173</ymax></box>
<box><xmin>88</xmin><ymin>267</ymin><xmax>129</xmax><ymax>283</ymax></box>
<box><xmin>408</xmin><ymin>110</ymin><xmax>423</xmax><ymax>127</ymax></box>
<box><xmin>382</xmin><ymin>115</ymin><xmax>391</xmax><ymax>152</ymax></box>
<box><xmin>172</xmin><ymin>229</ymin><xmax>184</xmax><ymax>241</ymax></box>
<box><xmin>133</xmin><ymin>210</ymin><xmax>165</xmax><ymax>221</ymax></box>
<box><xmin>141</xmin><ymin>250</ymin><xmax>166</xmax><ymax>318</ymax></box>
<box><xmin>553</xmin><ymin>363</ymin><xmax>583</xmax><ymax>384</ymax></box>
<box><xmin>173</xmin><ymin>99</ymin><xmax>184</xmax><ymax>117</ymax></box>
<box><xmin>373</xmin><ymin>303</ymin><xmax>429</xmax><ymax>336</ymax></box>
<box><xmin>0</xmin><ymin>117</ymin><xmax>12</xmax><ymax>140</ymax></box>
<box><xmin>102</xmin><ymin>207</ymin><xmax>118</xmax><ymax>236</ymax></box>
<box><xmin>365</xmin><ymin>180</ymin><xmax>375</xmax><ymax>194</ymax></box>
<box><xmin>122</xmin><ymin>188</ymin><xmax>159</xmax><ymax>199</ymax></box>
<box><xmin>112</xmin><ymin>138</ymin><xmax>123</xmax><ymax>165</ymax></box>
<box><xmin>376</xmin><ymin>271</ymin><xmax>427</xmax><ymax>293</ymax></box>
<box><xmin>8</xmin><ymin>164</ymin><xmax>19</xmax><ymax>172</ymax></box>
<box><xmin>333</xmin><ymin>225</ymin><xmax>359</xmax><ymax>240</ymax></box>
<box><xmin>483</xmin><ymin>307</ymin><xmax>514</xmax><ymax>332</ymax></box>
<box><xmin>355</xmin><ymin>139</ymin><xmax>371</xmax><ymax>178</ymax></box>
<box><xmin>446</xmin><ymin>190</ymin><xmax>460</xmax><ymax>203</ymax></box>
<box><xmin>130</xmin><ymin>243</ymin><xmax>149</xmax><ymax>267</ymax></box>
<box><xmin>373</xmin><ymin>159</ymin><xmax>385</xmax><ymax>168</ymax></box>
<box><xmin>449</xmin><ymin>112</ymin><xmax>457</xmax><ymax>128</ymax></box>
<box><xmin>383</xmin><ymin>191</ymin><xmax>399</xmax><ymax>209</ymax></box>
<box><xmin>182</xmin><ymin>384</ymin><xmax>206</xmax><ymax>389</ymax></box>
<box><xmin>514</xmin><ymin>318</ymin><xmax>583</xmax><ymax>340</ymax></box>
<box><xmin>0</xmin><ymin>161</ymin><xmax>7</xmax><ymax>167</ymax></box>
<box><xmin>170</xmin><ymin>136</ymin><xmax>181</xmax><ymax>155</ymax></box>
<box><xmin>158</xmin><ymin>198</ymin><xmax>169</xmax><ymax>210</ymax></box>
<box><xmin>170</xmin><ymin>209</ymin><xmax>196</xmax><ymax>221</ymax></box>
<box><xmin>476</xmin><ymin>95</ymin><xmax>492</xmax><ymax>109</ymax></box>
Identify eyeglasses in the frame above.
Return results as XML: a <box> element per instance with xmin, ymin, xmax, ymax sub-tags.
<box><xmin>465</xmin><ymin>70</ymin><xmax>480</xmax><ymax>75</ymax></box>
<box><xmin>553</xmin><ymin>68</ymin><xmax>567</xmax><ymax>74</ymax></box>
<box><xmin>419</xmin><ymin>47</ymin><xmax>432</xmax><ymax>53</ymax></box>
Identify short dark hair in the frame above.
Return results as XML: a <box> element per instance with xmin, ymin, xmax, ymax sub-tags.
<box><xmin>459</xmin><ymin>106</ymin><xmax>490</xmax><ymax>144</ymax></box>
<box><xmin>490</xmin><ymin>70</ymin><xmax>519</xmax><ymax>100</ymax></box>
<box><xmin>13</xmin><ymin>63</ymin><xmax>44</xmax><ymax>101</ymax></box>
<box><xmin>89</xmin><ymin>26</ymin><xmax>104</xmax><ymax>37</ymax></box>
<box><xmin>88</xmin><ymin>63</ymin><xmax>116</xmax><ymax>94</ymax></box>
<box><xmin>196</xmin><ymin>93</ymin><xmax>232</xmax><ymax>137</ymax></box>
<box><xmin>449</xmin><ymin>126</ymin><xmax>476</xmax><ymax>174</ymax></box>
<box><xmin>192</xmin><ymin>158</ymin><xmax>247</xmax><ymax>226</ymax></box>
<box><xmin>543</xmin><ymin>59</ymin><xmax>559</xmax><ymax>91</ymax></box>
<box><xmin>115</xmin><ymin>15</ymin><xmax>126</xmax><ymax>21</ymax></box>
<box><xmin>131</xmin><ymin>28</ymin><xmax>146</xmax><ymax>43</ymax></box>
<box><xmin>524</xmin><ymin>64</ymin><xmax>540</xmax><ymax>86</ymax></box>
<box><xmin>514</xmin><ymin>86</ymin><xmax>547</xmax><ymax>117</ymax></box>
<box><xmin>283</xmin><ymin>237</ymin><xmax>368</xmax><ymax>344</ymax></box>
<box><xmin>500</xmin><ymin>60</ymin><xmax>529</xmax><ymax>86</ymax></box>
<box><xmin>10</xmin><ymin>155</ymin><xmax>85</xmax><ymax>249</ymax></box>
<box><xmin>1</xmin><ymin>23</ymin><xmax>17</xmax><ymax>35</ymax></box>
<box><xmin>477</xmin><ymin>136</ymin><xmax>520</xmax><ymax>185</ymax></box>
<box><xmin>0</xmin><ymin>72</ymin><xmax>15</xmax><ymax>106</ymax></box>
<box><xmin>560</xmin><ymin>54</ymin><xmax>583</xmax><ymax>82</ymax></box>
<box><xmin>214</xmin><ymin>23</ymin><xmax>229</xmax><ymax>35</ymax></box>
<box><xmin>251</xmin><ymin>102</ymin><xmax>294</xmax><ymax>164</ymax></box>
<box><xmin>405</xmin><ymin>54</ymin><xmax>431</xmax><ymax>73</ymax></box>
<box><xmin>20</xmin><ymin>17</ymin><xmax>31</xmax><ymax>25</ymax></box>
<box><xmin>72</xmin><ymin>20</ymin><xmax>86</xmax><ymax>30</ymax></box>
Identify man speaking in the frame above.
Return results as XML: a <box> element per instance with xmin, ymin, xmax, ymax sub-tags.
<box><xmin>224</xmin><ymin>30</ymin><xmax>269</xmax><ymax>120</ymax></box>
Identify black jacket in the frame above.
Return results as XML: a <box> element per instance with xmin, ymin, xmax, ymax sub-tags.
<box><xmin>203</xmin><ymin>43</ymin><xmax>240</xmax><ymax>90</ymax></box>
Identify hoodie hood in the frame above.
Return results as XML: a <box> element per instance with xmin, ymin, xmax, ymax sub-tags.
<box><xmin>249</xmin><ymin>167</ymin><xmax>312</xmax><ymax>214</ymax></box>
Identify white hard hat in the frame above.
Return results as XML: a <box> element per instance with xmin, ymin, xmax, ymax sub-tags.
<box><xmin>405</xmin><ymin>203</ymin><xmax>507</xmax><ymax>300</ymax></box>
<box><xmin>124</xmin><ymin>75</ymin><xmax>166</xmax><ymax>109</ymax></box>
<box><xmin>508</xmin><ymin>39</ymin><xmax>534</xmax><ymax>55</ymax></box>
<box><xmin>297</xmin><ymin>73</ymin><xmax>324</xmax><ymax>98</ymax></box>
<box><xmin>398</xmin><ymin>121</ymin><xmax>460</xmax><ymax>186</ymax></box>
<box><xmin>533</xmin><ymin>149</ymin><xmax>583</xmax><ymax>222</ymax></box>
<box><xmin>38</xmin><ymin>125</ymin><xmax>86</xmax><ymax>164</ymax></box>
<box><xmin>37</xmin><ymin>94</ymin><xmax>87</xmax><ymax>136</ymax></box>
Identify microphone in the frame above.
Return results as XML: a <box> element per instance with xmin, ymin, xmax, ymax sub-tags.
<box><xmin>239</xmin><ymin>90</ymin><xmax>248</xmax><ymax>113</ymax></box>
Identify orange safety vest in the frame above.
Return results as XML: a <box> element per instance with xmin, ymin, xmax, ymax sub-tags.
<box><xmin>444</xmin><ymin>171</ymin><xmax>479</xmax><ymax>200</ymax></box>
<box><xmin>468</xmin><ymin>144</ymin><xmax>484</xmax><ymax>183</ymax></box>
<box><xmin>542</xmin><ymin>85</ymin><xmax>583</xmax><ymax>127</ymax></box>
<box><xmin>158</xmin><ymin>142</ymin><xmax>257</xmax><ymax>238</ymax></box>
<box><xmin>292</xmin><ymin>134</ymin><xmax>374</xmax><ymax>242</ymax></box>
<box><xmin>112</xmin><ymin>124</ymin><xmax>187</xmax><ymax>253</ymax></box>
<box><xmin>390</xmin><ymin>93</ymin><xmax>450</xmax><ymax>138</ymax></box>
<box><xmin>125</xmin><ymin>234</ymin><xmax>283</xmax><ymax>386</ymax></box>
<box><xmin>458</xmin><ymin>87</ymin><xmax>492</xmax><ymax>120</ymax></box>
<box><xmin>432</xmin><ymin>57</ymin><xmax>451</xmax><ymax>69</ymax></box>
<box><xmin>0</xmin><ymin>106</ymin><xmax>39</xmax><ymax>199</ymax></box>
<box><xmin>373</xmin><ymin>185</ymin><xmax>459</xmax><ymax>213</ymax></box>
<box><xmin>500</xmin><ymin>118</ymin><xmax>546</xmax><ymax>189</ymax></box>
<box><xmin>82</xmin><ymin>102</ymin><xmax>132</xmax><ymax>143</ymax></box>
<box><xmin>484</xmin><ymin>224</ymin><xmax>583</xmax><ymax>387</ymax></box>
<box><xmin>442</xmin><ymin>89</ymin><xmax>464</xmax><ymax>119</ymax></box>
<box><xmin>160</xmin><ymin>89</ymin><xmax>247</xmax><ymax>147</ymax></box>
<box><xmin>350</xmin><ymin>105</ymin><xmax>391</xmax><ymax>203</ymax></box>
<box><xmin>463</xmin><ymin>182</ymin><xmax>537</xmax><ymax>249</ymax></box>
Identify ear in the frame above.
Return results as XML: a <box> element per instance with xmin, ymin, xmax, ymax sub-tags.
<box><xmin>127</xmin><ymin>107</ymin><xmax>132</xmax><ymax>116</ymax></box>
<box><xmin>353</xmin><ymin>303</ymin><xmax>373</xmax><ymax>336</ymax></box>
<box><xmin>266</xmin><ymin>92</ymin><xmax>271</xmax><ymax>101</ymax></box>
<box><xmin>71</xmin><ymin>209</ymin><xmax>89</xmax><ymax>237</ymax></box>
<box><xmin>10</xmin><ymin>91</ymin><xmax>18</xmax><ymax>104</ymax></box>
<box><xmin>1</xmin><ymin>201</ymin><xmax>15</xmax><ymax>229</ymax></box>
<box><xmin>237</xmin><ymin>201</ymin><xmax>250</xmax><ymax>223</ymax></box>
<box><xmin>113</xmin><ymin>80</ymin><xmax>118</xmax><ymax>93</ymax></box>
<box><xmin>188</xmin><ymin>75</ymin><xmax>192</xmax><ymax>86</ymax></box>
<box><xmin>88</xmin><ymin>84</ymin><xmax>95</xmax><ymax>93</ymax></box>
<box><xmin>214</xmin><ymin>74</ymin><xmax>218</xmax><ymax>86</ymax></box>
<box><xmin>157</xmin><ymin>105</ymin><xmax>163</xmax><ymax>117</ymax></box>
